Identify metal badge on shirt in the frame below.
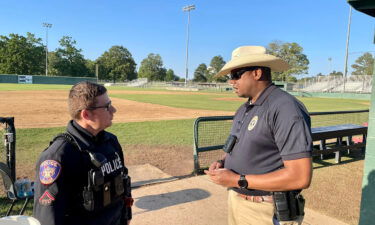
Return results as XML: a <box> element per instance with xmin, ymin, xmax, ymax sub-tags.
<box><xmin>39</xmin><ymin>160</ymin><xmax>61</xmax><ymax>185</ymax></box>
<box><xmin>248</xmin><ymin>116</ymin><xmax>258</xmax><ymax>131</ymax></box>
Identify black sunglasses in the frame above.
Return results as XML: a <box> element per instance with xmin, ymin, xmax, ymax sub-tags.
<box><xmin>87</xmin><ymin>101</ymin><xmax>112</xmax><ymax>111</ymax></box>
<box><xmin>228</xmin><ymin>67</ymin><xmax>258</xmax><ymax>80</ymax></box>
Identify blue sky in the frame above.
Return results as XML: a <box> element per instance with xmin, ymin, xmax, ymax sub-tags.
<box><xmin>0</xmin><ymin>0</ymin><xmax>374</xmax><ymax>79</ymax></box>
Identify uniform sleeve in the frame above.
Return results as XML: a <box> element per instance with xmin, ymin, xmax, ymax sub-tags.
<box><xmin>271</xmin><ymin>100</ymin><xmax>312</xmax><ymax>161</ymax></box>
<box><xmin>33</xmin><ymin>141</ymin><xmax>69</xmax><ymax>225</ymax></box>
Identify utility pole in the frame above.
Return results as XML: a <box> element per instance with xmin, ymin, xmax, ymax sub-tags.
<box><xmin>42</xmin><ymin>23</ymin><xmax>52</xmax><ymax>76</ymax></box>
<box><xmin>183</xmin><ymin>5</ymin><xmax>195</xmax><ymax>87</ymax></box>
<box><xmin>343</xmin><ymin>6</ymin><xmax>352</xmax><ymax>92</ymax></box>
<box><xmin>96</xmin><ymin>64</ymin><xmax>99</xmax><ymax>83</ymax></box>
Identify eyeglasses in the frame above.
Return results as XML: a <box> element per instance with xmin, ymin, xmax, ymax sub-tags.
<box><xmin>228</xmin><ymin>67</ymin><xmax>263</xmax><ymax>80</ymax></box>
<box><xmin>87</xmin><ymin>101</ymin><xmax>112</xmax><ymax>111</ymax></box>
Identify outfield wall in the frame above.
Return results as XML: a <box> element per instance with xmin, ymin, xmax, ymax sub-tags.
<box><xmin>290</xmin><ymin>91</ymin><xmax>371</xmax><ymax>100</ymax></box>
<box><xmin>0</xmin><ymin>74</ymin><xmax>97</xmax><ymax>85</ymax></box>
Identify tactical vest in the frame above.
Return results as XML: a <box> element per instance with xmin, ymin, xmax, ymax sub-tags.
<box><xmin>50</xmin><ymin>132</ymin><xmax>131</xmax><ymax>212</ymax></box>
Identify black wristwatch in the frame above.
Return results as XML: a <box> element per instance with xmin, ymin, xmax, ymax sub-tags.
<box><xmin>238</xmin><ymin>174</ymin><xmax>248</xmax><ymax>189</ymax></box>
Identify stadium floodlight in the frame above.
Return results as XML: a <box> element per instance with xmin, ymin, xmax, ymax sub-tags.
<box><xmin>42</xmin><ymin>23</ymin><xmax>52</xmax><ymax>76</ymax></box>
<box><xmin>183</xmin><ymin>4</ymin><xmax>196</xmax><ymax>87</ymax></box>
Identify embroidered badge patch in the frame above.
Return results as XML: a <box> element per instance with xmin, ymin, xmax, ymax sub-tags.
<box><xmin>248</xmin><ymin>116</ymin><xmax>258</xmax><ymax>131</ymax></box>
<box><xmin>39</xmin><ymin>160</ymin><xmax>61</xmax><ymax>185</ymax></box>
<box><xmin>39</xmin><ymin>190</ymin><xmax>55</xmax><ymax>205</ymax></box>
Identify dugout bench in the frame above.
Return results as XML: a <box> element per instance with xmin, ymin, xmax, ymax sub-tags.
<box><xmin>311</xmin><ymin>124</ymin><xmax>367</xmax><ymax>163</ymax></box>
<box><xmin>193</xmin><ymin>110</ymin><xmax>369</xmax><ymax>174</ymax></box>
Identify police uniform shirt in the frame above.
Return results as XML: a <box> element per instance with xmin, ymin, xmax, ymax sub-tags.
<box><xmin>33</xmin><ymin>120</ymin><xmax>131</xmax><ymax>225</ymax></box>
<box><xmin>224</xmin><ymin>84</ymin><xmax>312</xmax><ymax>196</ymax></box>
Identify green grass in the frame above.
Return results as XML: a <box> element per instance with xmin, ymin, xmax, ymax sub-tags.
<box><xmin>297</xmin><ymin>97</ymin><xmax>369</xmax><ymax>112</ymax></box>
<box><xmin>14</xmin><ymin>119</ymin><xmax>195</xmax><ymax>162</ymax></box>
<box><xmin>0</xmin><ymin>83</ymin><xmax>72</xmax><ymax>91</ymax></box>
<box><xmin>109</xmin><ymin>119</ymin><xmax>194</xmax><ymax>146</ymax></box>
<box><xmin>112</xmin><ymin>93</ymin><xmax>243</xmax><ymax>111</ymax></box>
<box><xmin>112</xmin><ymin>92</ymin><xmax>369</xmax><ymax>112</ymax></box>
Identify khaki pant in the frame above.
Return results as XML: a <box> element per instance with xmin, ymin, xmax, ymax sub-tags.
<box><xmin>227</xmin><ymin>190</ymin><xmax>303</xmax><ymax>225</ymax></box>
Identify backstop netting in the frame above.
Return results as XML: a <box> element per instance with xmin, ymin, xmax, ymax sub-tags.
<box><xmin>193</xmin><ymin>116</ymin><xmax>233</xmax><ymax>174</ymax></box>
<box><xmin>310</xmin><ymin>110</ymin><xmax>369</xmax><ymax>127</ymax></box>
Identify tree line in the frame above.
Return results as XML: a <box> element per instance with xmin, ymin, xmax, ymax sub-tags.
<box><xmin>0</xmin><ymin>32</ymin><xmax>372</xmax><ymax>83</ymax></box>
<box><xmin>0</xmin><ymin>32</ymin><xmax>179</xmax><ymax>82</ymax></box>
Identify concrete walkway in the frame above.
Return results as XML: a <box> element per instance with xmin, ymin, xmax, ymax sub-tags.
<box><xmin>128</xmin><ymin>164</ymin><xmax>348</xmax><ymax>225</ymax></box>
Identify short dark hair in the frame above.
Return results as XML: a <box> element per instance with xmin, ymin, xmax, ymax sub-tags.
<box><xmin>258</xmin><ymin>67</ymin><xmax>271</xmax><ymax>81</ymax></box>
<box><xmin>245</xmin><ymin>66</ymin><xmax>271</xmax><ymax>80</ymax></box>
<box><xmin>68</xmin><ymin>81</ymin><xmax>107</xmax><ymax>120</ymax></box>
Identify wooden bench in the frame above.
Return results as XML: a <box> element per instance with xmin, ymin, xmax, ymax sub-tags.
<box><xmin>311</xmin><ymin>124</ymin><xmax>367</xmax><ymax>163</ymax></box>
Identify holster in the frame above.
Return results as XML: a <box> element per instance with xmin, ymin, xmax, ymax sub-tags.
<box><xmin>273</xmin><ymin>191</ymin><xmax>305</xmax><ymax>221</ymax></box>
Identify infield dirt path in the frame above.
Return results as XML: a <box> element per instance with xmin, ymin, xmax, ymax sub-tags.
<box><xmin>0</xmin><ymin>90</ymin><xmax>234</xmax><ymax>128</ymax></box>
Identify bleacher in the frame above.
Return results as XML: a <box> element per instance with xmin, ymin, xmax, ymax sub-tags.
<box><xmin>297</xmin><ymin>75</ymin><xmax>372</xmax><ymax>93</ymax></box>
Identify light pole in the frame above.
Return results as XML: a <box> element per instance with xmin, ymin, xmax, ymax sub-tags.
<box><xmin>183</xmin><ymin>4</ymin><xmax>195</xmax><ymax>87</ymax></box>
<box><xmin>328</xmin><ymin>57</ymin><xmax>332</xmax><ymax>75</ymax></box>
<box><xmin>343</xmin><ymin>6</ymin><xmax>352</xmax><ymax>93</ymax></box>
<box><xmin>42</xmin><ymin>22</ymin><xmax>52</xmax><ymax>76</ymax></box>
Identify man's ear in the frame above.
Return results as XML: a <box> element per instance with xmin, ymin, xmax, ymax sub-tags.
<box><xmin>253</xmin><ymin>68</ymin><xmax>263</xmax><ymax>80</ymax></box>
<box><xmin>80</xmin><ymin>109</ymin><xmax>92</xmax><ymax>121</ymax></box>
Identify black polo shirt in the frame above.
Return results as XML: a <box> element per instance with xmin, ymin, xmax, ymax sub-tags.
<box><xmin>225</xmin><ymin>84</ymin><xmax>312</xmax><ymax>195</ymax></box>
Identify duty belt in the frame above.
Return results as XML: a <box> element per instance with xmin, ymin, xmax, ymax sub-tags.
<box><xmin>237</xmin><ymin>193</ymin><xmax>273</xmax><ymax>203</ymax></box>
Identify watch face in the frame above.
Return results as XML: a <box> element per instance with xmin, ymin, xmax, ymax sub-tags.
<box><xmin>238</xmin><ymin>175</ymin><xmax>248</xmax><ymax>189</ymax></box>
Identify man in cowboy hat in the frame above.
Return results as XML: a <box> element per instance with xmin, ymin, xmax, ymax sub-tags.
<box><xmin>205</xmin><ymin>46</ymin><xmax>312</xmax><ymax>225</ymax></box>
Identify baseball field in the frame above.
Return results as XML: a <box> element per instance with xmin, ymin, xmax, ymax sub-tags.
<box><xmin>0</xmin><ymin>83</ymin><xmax>370</xmax><ymax>224</ymax></box>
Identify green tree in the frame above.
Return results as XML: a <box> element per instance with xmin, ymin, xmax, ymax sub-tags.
<box><xmin>50</xmin><ymin>36</ymin><xmax>91</xmax><ymax>77</ymax></box>
<box><xmin>329</xmin><ymin>70</ymin><xmax>343</xmax><ymax>76</ymax></box>
<box><xmin>138</xmin><ymin>53</ymin><xmax>166</xmax><ymax>81</ymax></box>
<box><xmin>266</xmin><ymin>41</ymin><xmax>309</xmax><ymax>82</ymax></box>
<box><xmin>47</xmin><ymin>51</ymin><xmax>59</xmax><ymax>75</ymax></box>
<box><xmin>351</xmin><ymin>52</ymin><xmax>374</xmax><ymax>75</ymax></box>
<box><xmin>85</xmin><ymin>59</ymin><xmax>96</xmax><ymax>77</ymax></box>
<box><xmin>165</xmin><ymin>69</ymin><xmax>179</xmax><ymax>81</ymax></box>
<box><xmin>96</xmin><ymin>46</ymin><xmax>137</xmax><ymax>82</ymax></box>
<box><xmin>0</xmin><ymin>32</ymin><xmax>44</xmax><ymax>75</ymax></box>
<box><xmin>193</xmin><ymin>63</ymin><xmax>208</xmax><ymax>82</ymax></box>
<box><xmin>208</xmin><ymin>55</ymin><xmax>227</xmax><ymax>82</ymax></box>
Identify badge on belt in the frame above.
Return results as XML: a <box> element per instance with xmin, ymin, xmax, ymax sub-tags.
<box><xmin>39</xmin><ymin>160</ymin><xmax>61</xmax><ymax>185</ymax></box>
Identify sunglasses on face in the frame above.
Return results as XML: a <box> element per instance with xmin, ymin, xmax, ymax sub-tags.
<box><xmin>229</xmin><ymin>66</ymin><xmax>262</xmax><ymax>80</ymax></box>
<box><xmin>228</xmin><ymin>69</ymin><xmax>250</xmax><ymax>80</ymax></box>
<box><xmin>87</xmin><ymin>101</ymin><xmax>112</xmax><ymax>111</ymax></box>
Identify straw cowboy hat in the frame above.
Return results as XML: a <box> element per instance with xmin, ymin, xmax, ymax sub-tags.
<box><xmin>216</xmin><ymin>46</ymin><xmax>289</xmax><ymax>77</ymax></box>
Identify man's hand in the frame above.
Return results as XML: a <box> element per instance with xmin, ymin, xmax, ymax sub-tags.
<box><xmin>204</xmin><ymin>168</ymin><xmax>238</xmax><ymax>188</ymax></box>
<box><xmin>208</xmin><ymin>161</ymin><xmax>223</xmax><ymax>171</ymax></box>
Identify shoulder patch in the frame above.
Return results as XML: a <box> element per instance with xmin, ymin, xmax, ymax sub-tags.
<box><xmin>39</xmin><ymin>160</ymin><xmax>61</xmax><ymax>185</ymax></box>
<box><xmin>39</xmin><ymin>190</ymin><xmax>55</xmax><ymax>206</ymax></box>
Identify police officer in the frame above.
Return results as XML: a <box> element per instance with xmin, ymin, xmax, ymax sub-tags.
<box><xmin>205</xmin><ymin>46</ymin><xmax>313</xmax><ymax>225</ymax></box>
<box><xmin>33</xmin><ymin>81</ymin><xmax>132</xmax><ymax>225</ymax></box>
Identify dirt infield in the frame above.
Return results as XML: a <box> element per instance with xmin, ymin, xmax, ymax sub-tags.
<box><xmin>0</xmin><ymin>90</ymin><xmax>232</xmax><ymax>128</ymax></box>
